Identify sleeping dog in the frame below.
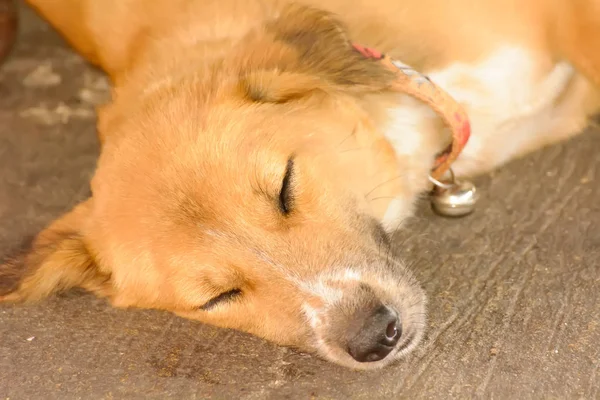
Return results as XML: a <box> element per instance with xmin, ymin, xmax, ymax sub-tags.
<box><xmin>1</xmin><ymin>0</ymin><xmax>598</xmax><ymax>369</ymax></box>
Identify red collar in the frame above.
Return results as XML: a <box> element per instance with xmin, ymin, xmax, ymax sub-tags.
<box><xmin>353</xmin><ymin>44</ymin><xmax>471</xmax><ymax>181</ymax></box>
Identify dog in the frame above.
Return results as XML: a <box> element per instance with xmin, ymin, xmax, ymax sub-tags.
<box><xmin>1</xmin><ymin>0</ymin><xmax>599</xmax><ymax>370</ymax></box>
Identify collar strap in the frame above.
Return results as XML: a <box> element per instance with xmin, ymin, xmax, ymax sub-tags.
<box><xmin>352</xmin><ymin>44</ymin><xmax>471</xmax><ymax>180</ymax></box>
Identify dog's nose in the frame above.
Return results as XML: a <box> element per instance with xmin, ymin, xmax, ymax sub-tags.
<box><xmin>347</xmin><ymin>305</ymin><xmax>402</xmax><ymax>363</ymax></box>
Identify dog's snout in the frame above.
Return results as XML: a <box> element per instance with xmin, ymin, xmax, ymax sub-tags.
<box><xmin>347</xmin><ymin>305</ymin><xmax>402</xmax><ymax>363</ymax></box>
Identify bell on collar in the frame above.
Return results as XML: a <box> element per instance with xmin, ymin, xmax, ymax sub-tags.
<box><xmin>429</xmin><ymin>170</ymin><xmax>478</xmax><ymax>217</ymax></box>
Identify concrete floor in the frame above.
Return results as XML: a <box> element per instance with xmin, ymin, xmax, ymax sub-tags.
<box><xmin>1</xmin><ymin>4</ymin><xmax>600</xmax><ymax>400</ymax></box>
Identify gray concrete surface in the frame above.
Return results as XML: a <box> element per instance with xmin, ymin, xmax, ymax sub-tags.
<box><xmin>1</xmin><ymin>4</ymin><xmax>599</xmax><ymax>400</ymax></box>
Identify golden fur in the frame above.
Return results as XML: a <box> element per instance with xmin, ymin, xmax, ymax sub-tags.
<box><xmin>1</xmin><ymin>0</ymin><xmax>599</xmax><ymax>369</ymax></box>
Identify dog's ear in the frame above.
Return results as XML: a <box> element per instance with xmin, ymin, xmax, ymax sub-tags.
<box><xmin>0</xmin><ymin>199</ymin><xmax>112</xmax><ymax>303</ymax></box>
<box><xmin>268</xmin><ymin>4</ymin><xmax>396</xmax><ymax>90</ymax></box>
<box><xmin>242</xmin><ymin>4</ymin><xmax>396</xmax><ymax>103</ymax></box>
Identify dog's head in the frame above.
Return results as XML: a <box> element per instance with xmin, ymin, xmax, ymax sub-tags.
<box><xmin>1</xmin><ymin>5</ymin><xmax>435</xmax><ymax>369</ymax></box>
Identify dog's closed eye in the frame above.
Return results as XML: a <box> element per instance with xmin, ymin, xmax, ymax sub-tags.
<box><xmin>279</xmin><ymin>158</ymin><xmax>294</xmax><ymax>215</ymax></box>
<box><xmin>199</xmin><ymin>288</ymin><xmax>242</xmax><ymax>311</ymax></box>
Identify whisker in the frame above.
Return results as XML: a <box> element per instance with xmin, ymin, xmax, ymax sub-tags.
<box><xmin>367</xmin><ymin>195</ymin><xmax>399</xmax><ymax>202</ymax></box>
<box><xmin>335</xmin><ymin>127</ymin><xmax>357</xmax><ymax>149</ymax></box>
<box><xmin>335</xmin><ymin>146</ymin><xmax>369</xmax><ymax>154</ymax></box>
<box><xmin>364</xmin><ymin>173</ymin><xmax>407</xmax><ymax>199</ymax></box>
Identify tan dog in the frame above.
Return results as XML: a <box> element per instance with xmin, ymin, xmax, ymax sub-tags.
<box><xmin>1</xmin><ymin>0</ymin><xmax>599</xmax><ymax>369</ymax></box>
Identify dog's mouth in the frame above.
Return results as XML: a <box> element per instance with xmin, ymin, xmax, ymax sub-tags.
<box><xmin>391</xmin><ymin>327</ymin><xmax>422</xmax><ymax>360</ymax></box>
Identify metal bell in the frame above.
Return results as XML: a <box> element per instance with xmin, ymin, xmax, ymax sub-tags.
<box><xmin>430</xmin><ymin>173</ymin><xmax>478</xmax><ymax>217</ymax></box>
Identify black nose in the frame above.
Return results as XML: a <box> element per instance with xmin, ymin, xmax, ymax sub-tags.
<box><xmin>347</xmin><ymin>305</ymin><xmax>402</xmax><ymax>363</ymax></box>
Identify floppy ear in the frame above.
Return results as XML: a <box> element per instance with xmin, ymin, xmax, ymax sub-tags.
<box><xmin>0</xmin><ymin>199</ymin><xmax>112</xmax><ymax>303</ymax></box>
<box><xmin>241</xmin><ymin>4</ymin><xmax>396</xmax><ymax>103</ymax></box>
<box><xmin>269</xmin><ymin>4</ymin><xmax>396</xmax><ymax>89</ymax></box>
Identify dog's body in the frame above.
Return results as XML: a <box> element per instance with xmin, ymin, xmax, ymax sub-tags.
<box><xmin>23</xmin><ymin>0</ymin><xmax>600</xmax><ymax>226</ymax></box>
<box><xmin>1</xmin><ymin>0</ymin><xmax>599</xmax><ymax>369</ymax></box>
